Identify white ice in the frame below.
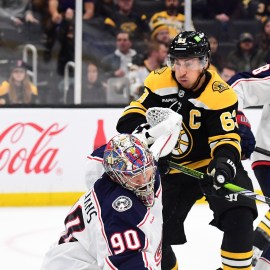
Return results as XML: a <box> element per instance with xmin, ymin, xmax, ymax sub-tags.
<box><xmin>0</xmin><ymin>203</ymin><xmax>267</xmax><ymax>270</ymax></box>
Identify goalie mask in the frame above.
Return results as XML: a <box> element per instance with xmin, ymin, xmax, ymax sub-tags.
<box><xmin>167</xmin><ymin>31</ymin><xmax>210</xmax><ymax>68</ymax></box>
<box><xmin>103</xmin><ymin>134</ymin><xmax>156</xmax><ymax>207</ymax></box>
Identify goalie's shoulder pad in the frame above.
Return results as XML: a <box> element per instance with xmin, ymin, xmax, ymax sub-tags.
<box><xmin>144</xmin><ymin>67</ymin><xmax>178</xmax><ymax>95</ymax></box>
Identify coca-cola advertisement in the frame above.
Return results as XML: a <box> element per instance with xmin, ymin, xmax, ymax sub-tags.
<box><xmin>0</xmin><ymin>108</ymin><xmax>121</xmax><ymax>205</ymax></box>
<box><xmin>0</xmin><ymin>108</ymin><xmax>262</xmax><ymax>206</ymax></box>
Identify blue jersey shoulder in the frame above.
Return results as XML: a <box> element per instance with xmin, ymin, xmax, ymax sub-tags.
<box><xmin>228</xmin><ymin>65</ymin><xmax>270</xmax><ymax>85</ymax></box>
<box><xmin>94</xmin><ymin>174</ymin><xmax>148</xmax><ymax>225</ymax></box>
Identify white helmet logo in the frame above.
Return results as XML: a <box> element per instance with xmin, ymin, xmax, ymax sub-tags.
<box><xmin>177</xmin><ymin>37</ymin><xmax>186</xmax><ymax>44</ymax></box>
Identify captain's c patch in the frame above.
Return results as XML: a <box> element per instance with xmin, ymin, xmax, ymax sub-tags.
<box><xmin>212</xmin><ymin>81</ymin><xmax>229</xmax><ymax>93</ymax></box>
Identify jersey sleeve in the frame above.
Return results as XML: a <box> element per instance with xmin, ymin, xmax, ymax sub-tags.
<box><xmin>228</xmin><ymin>64</ymin><xmax>270</xmax><ymax>109</ymax></box>
<box><xmin>85</xmin><ymin>144</ymin><xmax>106</xmax><ymax>189</ymax></box>
<box><xmin>205</xmin><ymin>102</ymin><xmax>241</xmax><ymax>163</ymax></box>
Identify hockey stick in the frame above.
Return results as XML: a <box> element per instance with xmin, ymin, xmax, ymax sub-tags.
<box><xmin>254</xmin><ymin>146</ymin><xmax>270</xmax><ymax>158</ymax></box>
<box><xmin>168</xmin><ymin>160</ymin><xmax>270</xmax><ymax>205</ymax></box>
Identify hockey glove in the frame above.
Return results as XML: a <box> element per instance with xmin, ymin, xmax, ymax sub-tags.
<box><xmin>207</xmin><ymin>157</ymin><xmax>237</xmax><ymax>188</ymax></box>
<box><xmin>236</xmin><ymin>110</ymin><xmax>256</xmax><ymax>159</ymax></box>
<box><xmin>200</xmin><ymin>157</ymin><xmax>237</xmax><ymax>197</ymax></box>
<box><xmin>132</xmin><ymin>123</ymin><xmax>155</xmax><ymax>145</ymax></box>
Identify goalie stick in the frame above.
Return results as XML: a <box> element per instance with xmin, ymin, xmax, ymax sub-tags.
<box><xmin>254</xmin><ymin>146</ymin><xmax>270</xmax><ymax>158</ymax></box>
<box><xmin>168</xmin><ymin>160</ymin><xmax>270</xmax><ymax>205</ymax></box>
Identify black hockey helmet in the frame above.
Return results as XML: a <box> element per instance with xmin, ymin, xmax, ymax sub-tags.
<box><xmin>168</xmin><ymin>31</ymin><xmax>211</xmax><ymax>64</ymax></box>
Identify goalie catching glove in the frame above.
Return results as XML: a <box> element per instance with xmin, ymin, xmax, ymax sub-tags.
<box><xmin>132</xmin><ymin>107</ymin><xmax>182</xmax><ymax>161</ymax></box>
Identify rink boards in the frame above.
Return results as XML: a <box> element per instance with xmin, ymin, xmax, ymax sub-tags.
<box><xmin>0</xmin><ymin>108</ymin><xmax>263</xmax><ymax>206</ymax></box>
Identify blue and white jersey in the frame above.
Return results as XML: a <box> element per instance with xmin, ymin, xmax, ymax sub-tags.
<box><xmin>85</xmin><ymin>144</ymin><xmax>106</xmax><ymax>189</ymax></box>
<box><xmin>228</xmin><ymin>64</ymin><xmax>270</xmax><ymax>165</ymax></box>
<box><xmin>42</xmin><ymin>173</ymin><xmax>162</xmax><ymax>270</ymax></box>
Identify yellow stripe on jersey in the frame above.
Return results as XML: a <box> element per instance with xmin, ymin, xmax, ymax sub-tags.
<box><xmin>259</xmin><ymin>209</ymin><xmax>270</xmax><ymax>236</ymax></box>
<box><xmin>171</xmin><ymin>260</ymin><xmax>178</xmax><ymax>270</ymax></box>
<box><xmin>169</xmin><ymin>158</ymin><xmax>211</xmax><ymax>174</ymax></box>
<box><xmin>221</xmin><ymin>250</ymin><xmax>252</xmax><ymax>270</ymax></box>
<box><xmin>209</xmin><ymin>133</ymin><xmax>241</xmax><ymax>158</ymax></box>
<box><xmin>258</xmin><ymin>221</ymin><xmax>270</xmax><ymax>236</ymax></box>
<box><xmin>122</xmin><ymin>103</ymin><xmax>147</xmax><ymax>117</ymax></box>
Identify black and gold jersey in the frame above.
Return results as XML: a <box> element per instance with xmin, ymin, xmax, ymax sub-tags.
<box><xmin>117</xmin><ymin>67</ymin><xmax>241</xmax><ymax>173</ymax></box>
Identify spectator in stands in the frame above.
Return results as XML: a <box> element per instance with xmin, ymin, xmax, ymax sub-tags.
<box><xmin>208</xmin><ymin>35</ymin><xmax>224</xmax><ymax>72</ymax></box>
<box><xmin>101</xmin><ymin>31</ymin><xmax>144</xmax><ymax>80</ymax></box>
<box><xmin>103</xmin><ymin>0</ymin><xmax>150</xmax><ymax>41</ymax></box>
<box><xmin>0</xmin><ymin>0</ymin><xmax>40</xmax><ymax>56</ymax></box>
<box><xmin>149</xmin><ymin>0</ymin><xmax>195</xmax><ymax>40</ymax></box>
<box><xmin>46</xmin><ymin>0</ymin><xmax>94</xmax><ymax>61</ymax></box>
<box><xmin>220</xmin><ymin>63</ymin><xmax>237</xmax><ymax>82</ymax></box>
<box><xmin>66</xmin><ymin>62</ymin><xmax>107</xmax><ymax>105</ymax></box>
<box><xmin>95</xmin><ymin>0</ymin><xmax>116</xmax><ymax>19</ymax></box>
<box><xmin>227</xmin><ymin>32</ymin><xmax>266</xmax><ymax>72</ymax></box>
<box><xmin>254</xmin><ymin>0</ymin><xmax>270</xmax><ymax>23</ymax></box>
<box><xmin>0</xmin><ymin>60</ymin><xmax>38</xmax><ymax>105</ymax></box>
<box><xmin>128</xmin><ymin>41</ymin><xmax>168</xmax><ymax>99</ymax></box>
<box><xmin>0</xmin><ymin>0</ymin><xmax>39</xmax><ymax>26</ymax></box>
<box><xmin>56</xmin><ymin>7</ymin><xmax>75</xmax><ymax>76</ymax></box>
<box><xmin>49</xmin><ymin>0</ymin><xmax>95</xmax><ymax>22</ymax></box>
<box><xmin>150</xmin><ymin>22</ymin><xmax>171</xmax><ymax>46</ymax></box>
<box><xmin>206</xmin><ymin>0</ymin><xmax>245</xmax><ymax>22</ymax></box>
<box><xmin>256</xmin><ymin>18</ymin><xmax>270</xmax><ymax>62</ymax></box>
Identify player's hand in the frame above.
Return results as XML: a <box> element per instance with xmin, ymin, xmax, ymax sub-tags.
<box><xmin>236</xmin><ymin>110</ymin><xmax>256</xmax><ymax>159</ymax></box>
<box><xmin>207</xmin><ymin>157</ymin><xmax>236</xmax><ymax>188</ymax></box>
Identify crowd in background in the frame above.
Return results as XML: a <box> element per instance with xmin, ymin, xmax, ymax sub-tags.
<box><xmin>0</xmin><ymin>0</ymin><xmax>270</xmax><ymax>105</ymax></box>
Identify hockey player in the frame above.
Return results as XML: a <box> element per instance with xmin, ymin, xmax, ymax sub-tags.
<box><xmin>41</xmin><ymin>134</ymin><xmax>163</xmax><ymax>270</ymax></box>
<box><xmin>228</xmin><ymin>64</ymin><xmax>270</xmax><ymax>269</ymax></box>
<box><xmin>116</xmin><ymin>31</ymin><xmax>258</xmax><ymax>270</ymax></box>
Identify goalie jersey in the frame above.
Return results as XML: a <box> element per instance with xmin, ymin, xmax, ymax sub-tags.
<box><xmin>42</xmin><ymin>173</ymin><xmax>162</xmax><ymax>270</ymax></box>
<box><xmin>117</xmin><ymin>67</ymin><xmax>241</xmax><ymax>172</ymax></box>
<box><xmin>228</xmin><ymin>63</ymin><xmax>270</xmax><ymax>165</ymax></box>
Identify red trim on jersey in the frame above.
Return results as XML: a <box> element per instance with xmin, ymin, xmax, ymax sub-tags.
<box><xmin>137</xmin><ymin>209</ymin><xmax>151</xmax><ymax>228</ymax></box>
<box><xmin>259</xmin><ymin>257</ymin><xmax>270</xmax><ymax>265</ymax></box>
<box><xmin>142</xmin><ymin>251</ymin><xmax>153</xmax><ymax>270</ymax></box>
<box><xmin>231</xmin><ymin>76</ymin><xmax>270</xmax><ymax>88</ymax></box>
<box><xmin>252</xmin><ymin>161</ymin><xmax>270</xmax><ymax>169</ymax></box>
<box><xmin>156</xmin><ymin>183</ymin><xmax>162</xmax><ymax>198</ymax></box>
<box><xmin>104</xmin><ymin>257</ymin><xmax>118</xmax><ymax>270</ymax></box>
<box><xmin>86</xmin><ymin>155</ymin><xmax>103</xmax><ymax>162</ymax></box>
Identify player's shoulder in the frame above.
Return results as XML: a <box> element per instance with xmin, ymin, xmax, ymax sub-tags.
<box><xmin>94</xmin><ymin>175</ymin><xmax>147</xmax><ymax>220</ymax></box>
<box><xmin>198</xmin><ymin>70</ymin><xmax>237</xmax><ymax>110</ymax></box>
<box><xmin>144</xmin><ymin>66</ymin><xmax>178</xmax><ymax>94</ymax></box>
<box><xmin>228</xmin><ymin>64</ymin><xmax>270</xmax><ymax>87</ymax></box>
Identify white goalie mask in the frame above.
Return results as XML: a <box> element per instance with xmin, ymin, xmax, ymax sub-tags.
<box><xmin>103</xmin><ymin>134</ymin><xmax>157</xmax><ymax>207</ymax></box>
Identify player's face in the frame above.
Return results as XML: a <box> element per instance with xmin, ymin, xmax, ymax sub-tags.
<box><xmin>127</xmin><ymin>167</ymin><xmax>154</xmax><ymax>190</ymax></box>
<box><xmin>173</xmin><ymin>58</ymin><xmax>204</xmax><ymax>89</ymax></box>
